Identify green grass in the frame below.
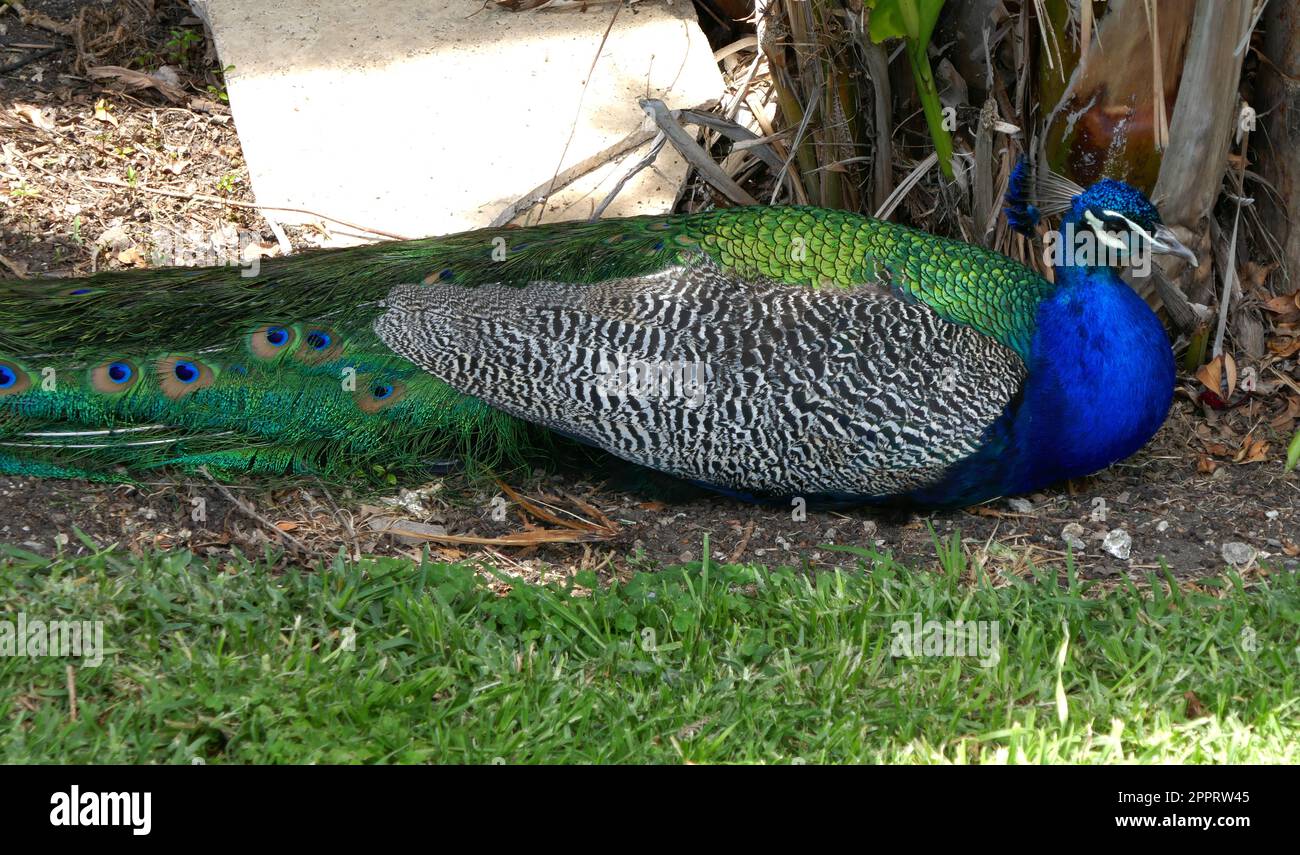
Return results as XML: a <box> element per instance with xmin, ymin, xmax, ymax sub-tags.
<box><xmin>1</xmin><ymin>533</ymin><xmax>1297</xmax><ymax>763</ymax></box>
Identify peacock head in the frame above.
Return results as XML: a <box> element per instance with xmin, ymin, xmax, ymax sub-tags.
<box><xmin>1005</xmin><ymin>159</ymin><xmax>1198</xmax><ymax>271</ymax></box>
<box><xmin>1066</xmin><ymin>179</ymin><xmax>1198</xmax><ymax>269</ymax></box>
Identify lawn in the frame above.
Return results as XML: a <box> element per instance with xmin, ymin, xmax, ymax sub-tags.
<box><xmin>2</xmin><ymin>532</ymin><xmax>1296</xmax><ymax>764</ymax></box>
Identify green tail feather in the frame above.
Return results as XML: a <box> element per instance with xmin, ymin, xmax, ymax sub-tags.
<box><xmin>1</xmin><ymin>207</ymin><xmax>1050</xmax><ymax>482</ymax></box>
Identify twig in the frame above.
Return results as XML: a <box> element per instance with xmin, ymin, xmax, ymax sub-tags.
<box><xmin>199</xmin><ymin>466</ymin><xmax>312</xmax><ymax>556</ymax></box>
<box><xmin>727</xmin><ymin>520</ymin><xmax>756</xmax><ymax>565</ymax></box>
<box><xmin>528</xmin><ymin>1</ymin><xmax>621</xmax><ymax>226</ymax></box>
<box><xmin>1213</xmin><ymin>110</ymin><xmax>1255</xmax><ymax>358</ymax></box>
<box><xmin>768</xmin><ymin>79</ymin><xmax>822</xmax><ymax>205</ymax></box>
<box><xmin>492</xmin><ymin>126</ymin><xmax>658</xmax><ymax>227</ymax></box>
<box><xmin>590</xmin><ymin>131</ymin><xmax>668</xmax><ymax>221</ymax></box>
<box><xmin>0</xmin><ymin>45</ymin><xmax>59</xmax><ymax>75</ymax></box>
<box><xmin>641</xmin><ymin>98</ymin><xmax>758</xmax><ymax>206</ymax></box>
<box><xmin>80</xmin><ymin>176</ymin><xmax>410</xmax><ymax>240</ymax></box>
<box><xmin>875</xmin><ymin>153</ymin><xmax>938</xmax><ymax>220</ymax></box>
<box><xmin>314</xmin><ymin>478</ymin><xmax>361</xmax><ymax>561</ymax></box>
<box><xmin>677</xmin><ymin>109</ymin><xmax>785</xmax><ymax>172</ymax></box>
<box><xmin>263</xmin><ymin>213</ymin><xmax>293</xmax><ymax>256</ymax></box>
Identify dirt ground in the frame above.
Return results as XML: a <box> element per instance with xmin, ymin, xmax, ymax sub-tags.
<box><xmin>2</xmin><ymin>1</ymin><xmax>1298</xmax><ymax>583</ymax></box>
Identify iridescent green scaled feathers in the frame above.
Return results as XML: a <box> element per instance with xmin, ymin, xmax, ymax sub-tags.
<box><xmin>0</xmin><ymin>206</ymin><xmax>1053</xmax><ymax>482</ymax></box>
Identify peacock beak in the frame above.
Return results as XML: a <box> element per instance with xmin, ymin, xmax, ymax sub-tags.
<box><xmin>1149</xmin><ymin>224</ymin><xmax>1199</xmax><ymax>268</ymax></box>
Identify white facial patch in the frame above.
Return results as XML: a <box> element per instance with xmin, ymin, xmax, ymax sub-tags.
<box><xmin>1083</xmin><ymin>210</ymin><xmax>1129</xmax><ymax>252</ymax></box>
<box><xmin>1101</xmin><ymin>209</ymin><xmax>1156</xmax><ymax>244</ymax></box>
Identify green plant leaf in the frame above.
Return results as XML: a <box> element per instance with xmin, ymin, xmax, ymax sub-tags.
<box><xmin>868</xmin><ymin>0</ymin><xmax>946</xmax><ymax>45</ymax></box>
<box><xmin>868</xmin><ymin>0</ymin><xmax>954</xmax><ymax>178</ymax></box>
<box><xmin>1286</xmin><ymin>427</ymin><xmax>1300</xmax><ymax>472</ymax></box>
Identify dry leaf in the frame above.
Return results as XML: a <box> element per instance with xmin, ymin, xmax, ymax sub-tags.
<box><xmin>1268</xmin><ymin>337</ymin><xmax>1300</xmax><ymax>358</ymax></box>
<box><xmin>1224</xmin><ymin>353</ymin><xmax>1238</xmax><ymax>400</ymax></box>
<box><xmin>1184</xmin><ymin>691</ymin><xmax>1207</xmax><ymax>719</ymax></box>
<box><xmin>0</xmin><ymin>254</ymin><xmax>30</xmax><ymax>279</ymax></box>
<box><xmin>87</xmin><ymin>65</ymin><xmax>187</xmax><ymax>104</ymax></box>
<box><xmin>1195</xmin><ymin>355</ymin><xmax>1223</xmax><ymax>394</ymax></box>
<box><xmin>116</xmin><ymin>246</ymin><xmax>146</xmax><ymax>266</ymax></box>
<box><xmin>1240</xmin><ymin>261</ymin><xmax>1276</xmax><ymax>293</ymax></box>
<box><xmin>274</xmin><ymin>521</ymin><xmax>299</xmax><ymax>532</ymax></box>
<box><xmin>1196</xmin><ymin>455</ymin><xmax>1218</xmax><ymax>474</ymax></box>
<box><xmin>93</xmin><ymin>98</ymin><xmax>118</xmax><ymax>127</ymax></box>
<box><xmin>1233</xmin><ymin>435</ymin><xmax>1269</xmax><ymax>465</ymax></box>
<box><xmin>20</xmin><ymin>10</ymin><xmax>75</xmax><ymax>37</ymax></box>
<box><xmin>12</xmin><ymin>103</ymin><xmax>54</xmax><ymax>131</ymax></box>
<box><xmin>1270</xmin><ymin>396</ymin><xmax>1300</xmax><ymax>433</ymax></box>
<box><xmin>1262</xmin><ymin>291</ymin><xmax>1300</xmax><ymax>316</ymax></box>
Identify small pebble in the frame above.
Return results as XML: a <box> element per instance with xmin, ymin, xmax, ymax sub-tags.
<box><xmin>1102</xmin><ymin>528</ymin><xmax>1132</xmax><ymax>560</ymax></box>
<box><xmin>1007</xmin><ymin>498</ymin><xmax>1034</xmax><ymax>514</ymax></box>
<box><xmin>1222</xmin><ymin>542</ymin><xmax>1255</xmax><ymax>567</ymax></box>
<box><xmin>1061</xmin><ymin>523</ymin><xmax>1087</xmax><ymax>551</ymax></box>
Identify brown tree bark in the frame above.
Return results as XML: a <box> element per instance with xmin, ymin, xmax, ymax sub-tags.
<box><xmin>1258</xmin><ymin>0</ymin><xmax>1300</xmax><ymax>285</ymax></box>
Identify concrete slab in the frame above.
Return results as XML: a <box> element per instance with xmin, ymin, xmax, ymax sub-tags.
<box><xmin>189</xmin><ymin>0</ymin><xmax>722</xmax><ymax>241</ymax></box>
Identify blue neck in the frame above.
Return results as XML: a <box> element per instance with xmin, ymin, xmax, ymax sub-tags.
<box><xmin>1014</xmin><ymin>239</ymin><xmax>1175</xmax><ymax>489</ymax></box>
<box><xmin>911</xmin><ymin>219</ymin><xmax>1175</xmax><ymax>505</ymax></box>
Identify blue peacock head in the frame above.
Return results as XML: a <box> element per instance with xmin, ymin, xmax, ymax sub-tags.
<box><xmin>1005</xmin><ymin>158</ymin><xmax>1198</xmax><ymax>270</ymax></box>
<box><xmin>1067</xmin><ymin>180</ymin><xmax>1198</xmax><ymax>269</ymax></box>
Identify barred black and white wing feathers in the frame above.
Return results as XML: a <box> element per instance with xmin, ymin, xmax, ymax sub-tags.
<box><xmin>375</xmin><ymin>256</ymin><xmax>1026</xmax><ymax>498</ymax></box>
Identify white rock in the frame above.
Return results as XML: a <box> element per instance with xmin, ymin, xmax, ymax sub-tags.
<box><xmin>1102</xmin><ymin>528</ymin><xmax>1132</xmax><ymax>560</ymax></box>
<box><xmin>1061</xmin><ymin>523</ymin><xmax>1087</xmax><ymax>551</ymax></box>
<box><xmin>1221</xmin><ymin>542</ymin><xmax>1256</xmax><ymax>567</ymax></box>
<box><xmin>1156</xmin><ymin>520</ymin><xmax>1169</xmax><ymax>532</ymax></box>
<box><xmin>189</xmin><ymin>0</ymin><xmax>722</xmax><ymax>243</ymax></box>
<box><xmin>1007</xmin><ymin>498</ymin><xmax>1034</xmax><ymax>514</ymax></box>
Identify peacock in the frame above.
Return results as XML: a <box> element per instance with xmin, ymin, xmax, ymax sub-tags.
<box><xmin>0</xmin><ymin>163</ymin><xmax>1196</xmax><ymax>507</ymax></box>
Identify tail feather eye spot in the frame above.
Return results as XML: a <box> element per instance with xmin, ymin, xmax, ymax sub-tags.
<box><xmin>354</xmin><ymin>378</ymin><xmax>406</xmax><ymax>413</ymax></box>
<box><xmin>155</xmin><ymin>356</ymin><xmax>215</xmax><ymax>399</ymax></box>
<box><xmin>91</xmin><ymin>360</ymin><xmax>139</xmax><ymax>393</ymax></box>
<box><xmin>174</xmin><ymin>361</ymin><xmax>199</xmax><ymax>383</ymax></box>
<box><xmin>0</xmin><ymin>360</ymin><xmax>31</xmax><ymax>396</ymax></box>
<box><xmin>249</xmin><ymin>324</ymin><xmax>296</xmax><ymax>359</ymax></box>
<box><xmin>295</xmin><ymin>327</ymin><xmax>343</xmax><ymax>364</ymax></box>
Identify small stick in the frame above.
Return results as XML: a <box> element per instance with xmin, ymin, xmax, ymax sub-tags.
<box><xmin>314</xmin><ymin>478</ymin><xmax>361</xmax><ymax>560</ymax></box>
<box><xmin>728</xmin><ymin>520</ymin><xmax>756</xmax><ymax>565</ymax></box>
<box><xmin>81</xmin><ymin>176</ymin><xmax>411</xmax><ymax>241</ymax></box>
<box><xmin>199</xmin><ymin>467</ymin><xmax>312</xmax><ymax>556</ymax></box>
<box><xmin>0</xmin><ymin>45</ymin><xmax>58</xmax><ymax>75</ymax></box>
<box><xmin>641</xmin><ymin>97</ymin><xmax>758</xmax><ymax>206</ymax></box>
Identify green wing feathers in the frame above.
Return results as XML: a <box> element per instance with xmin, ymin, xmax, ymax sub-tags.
<box><xmin>0</xmin><ymin>207</ymin><xmax>1052</xmax><ymax>481</ymax></box>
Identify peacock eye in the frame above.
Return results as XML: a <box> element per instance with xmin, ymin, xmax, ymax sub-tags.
<box><xmin>0</xmin><ymin>365</ymin><xmax>16</xmax><ymax>388</ymax></box>
<box><xmin>265</xmin><ymin>326</ymin><xmax>290</xmax><ymax>347</ymax></box>
<box><xmin>173</xmin><ymin>361</ymin><xmax>200</xmax><ymax>384</ymax></box>
<box><xmin>372</xmin><ymin>384</ymin><xmax>393</xmax><ymax>400</ymax></box>
<box><xmin>306</xmin><ymin>331</ymin><xmax>332</xmax><ymax>350</ymax></box>
<box><xmin>107</xmin><ymin>362</ymin><xmax>133</xmax><ymax>384</ymax></box>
